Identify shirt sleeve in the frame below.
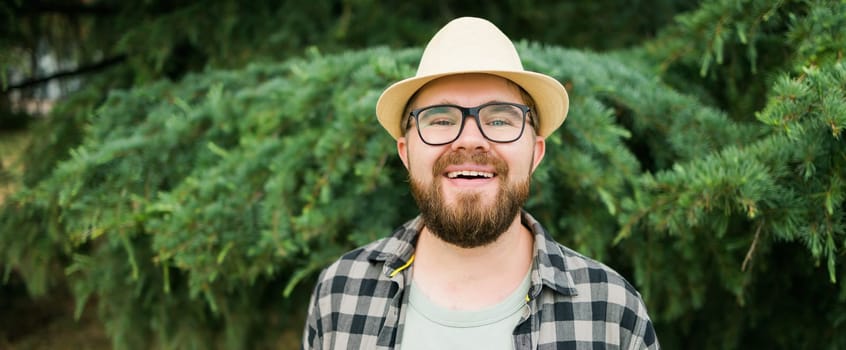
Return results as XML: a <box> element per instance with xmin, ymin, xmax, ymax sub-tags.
<box><xmin>627</xmin><ymin>297</ymin><xmax>660</xmax><ymax>350</ymax></box>
<box><xmin>302</xmin><ymin>277</ymin><xmax>324</xmax><ymax>350</ymax></box>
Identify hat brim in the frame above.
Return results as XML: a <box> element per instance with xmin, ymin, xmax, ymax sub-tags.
<box><xmin>376</xmin><ymin>70</ymin><xmax>569</xmax><ymax>140</ymax></box>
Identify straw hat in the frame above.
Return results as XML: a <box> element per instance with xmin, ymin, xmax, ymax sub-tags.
<box><xmin>375</xmin><ymin>17</ymin><xmax>569</xmax><ymax>139</ymax></box>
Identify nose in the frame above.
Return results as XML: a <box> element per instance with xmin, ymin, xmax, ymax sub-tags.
<box><xmin>450</xmin><ymin>116</ymin><xmax>490</xmax><ymax>151</ymax></box>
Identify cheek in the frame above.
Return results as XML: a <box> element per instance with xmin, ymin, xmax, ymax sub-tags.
<box><xmin>406</xmin><ymin>148</ymin><xmax>437</xmax><ymax>180</ymax></box>
<box><xmin>503</xmin><ymin>149</ymin><xmax>536</xmax><ymax>179</ymax></box>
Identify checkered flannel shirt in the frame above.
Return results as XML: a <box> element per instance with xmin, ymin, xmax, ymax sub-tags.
<box><xmin>302</xmin><ymin>211</ymin><xmax>659</xmax><ymax>349</ymax></box>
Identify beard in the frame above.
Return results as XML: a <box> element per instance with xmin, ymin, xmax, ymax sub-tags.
<box><xmin>409</xmin><ymin>150</ymin><xmax>531</xmax><ymax>248</ymax></box>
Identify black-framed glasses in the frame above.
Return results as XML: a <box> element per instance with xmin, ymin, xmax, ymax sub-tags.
<box><xmin>406</xmin><ymin>102</ymin><xmax>532</xmax><ymax>145</ymax></box>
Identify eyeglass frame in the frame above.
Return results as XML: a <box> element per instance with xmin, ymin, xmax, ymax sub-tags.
<box><xmin>404</xmin><ymin>102</ymin><xmax>535</xmax><ymax>146</ymax></box>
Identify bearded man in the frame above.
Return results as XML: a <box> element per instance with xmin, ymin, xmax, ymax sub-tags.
<box><xmin>302</xmin><ymin>17</ymin><xmax>659</xmax><ymax>350</ymax></box>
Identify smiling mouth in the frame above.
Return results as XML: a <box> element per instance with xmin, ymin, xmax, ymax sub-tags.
<box><xmin>446</xmin><ymin>170</ymin><xmax>495</xmax><ymax>179</ymax></box>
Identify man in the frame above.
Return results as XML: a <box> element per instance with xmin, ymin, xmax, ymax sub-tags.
<box><xmin>302</xmin><ymin>17</ymin><xmax>659</xmax><ymax>349</ymax></box>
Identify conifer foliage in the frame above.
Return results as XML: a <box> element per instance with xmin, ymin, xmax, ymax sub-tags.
<box><xmin>1</xmin><ymin>0</ymin><xmax>845</xmax><ymax>348</ymax></box>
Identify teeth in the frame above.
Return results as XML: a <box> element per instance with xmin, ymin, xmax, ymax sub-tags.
<box><xmin>447</xmin><ymin>170</ymin><xmax>494</xmax><ymax>179</ymax></box>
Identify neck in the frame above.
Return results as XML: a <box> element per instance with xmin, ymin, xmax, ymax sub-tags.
<box><xmin>412</xmin><ymin>213</ymin><xmax>535</xmax><ymax>310</ymax></box>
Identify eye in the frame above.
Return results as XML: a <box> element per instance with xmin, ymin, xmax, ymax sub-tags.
<box><xmin>418</xmin><ymin>106</ymin><xmax>461</xmax><ymax>128</ymax></box>
<box><xmin>430</xmin><ymin>119</ymin><xmax>456</xmax><ymax>126</ymax></box>
<box><xmin>487</xmin><ymin>119</ymin><xmax>513</xmax><ymax>127</ymax></box>
<box><xmin>481</xmin><ymin>104</ymin><xmax>523</xmax><ymax>128</ymax></box>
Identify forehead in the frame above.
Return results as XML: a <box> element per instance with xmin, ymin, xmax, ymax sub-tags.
<box><xmin>410</xmin><ymin>73</ymin><xmax>524</xmax><ymax>108</ymax></box>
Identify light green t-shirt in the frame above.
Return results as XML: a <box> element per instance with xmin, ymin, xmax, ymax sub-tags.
<box><xmin>399</xmin><ymin>270</ymin><xmax>531</xmax><ymax>350</ymax></box>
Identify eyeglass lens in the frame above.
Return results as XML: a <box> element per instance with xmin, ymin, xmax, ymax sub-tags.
<box><xmin>416</xmin><ymin>104</ymin><xmax>526</xmax><ymax>144</ymax></box>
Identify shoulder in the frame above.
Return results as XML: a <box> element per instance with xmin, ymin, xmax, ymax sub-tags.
<box><xmin>556</xmin><ymin>244</ymin><xmax>642</xmax><ymax>299</ymax></box>
<box><xmin>304</xmin><ymin>236</ymin><xmax>411</xmax><ymax>349</ymax></box>
<box><xmin>539</xmin><ymin>243</ymin><xmax>659</xmax><ymax>348</ymax></box>
<box><xmin>312</xmin><ymin>218</ymin><xmax>420</xmax><ymax>298</ymax></box>
<box><xmin>313</xmin><ymin>237</ymin><xmax>393</xmax><ymax>297</ymax></box>
<box><xmin>526</xmin><ymin>210</ymin><xmax>642</xmax><ymax>303</ymax></box>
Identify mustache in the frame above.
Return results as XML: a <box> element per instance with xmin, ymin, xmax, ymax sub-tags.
<box><xmin>432</xmin><ymin>150</ymin><xmax>509</xmax><ymax>177</ymax></box>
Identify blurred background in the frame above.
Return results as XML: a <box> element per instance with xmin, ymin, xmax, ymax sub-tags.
<box><xmin>2</xmin><ymin>0</ymin><xmax>845</xmax><ymax>349</ymax></box>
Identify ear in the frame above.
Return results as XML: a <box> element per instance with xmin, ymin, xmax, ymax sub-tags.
<box><xmin>397</xmin><ymin>136</ymin><xmax>410</xmax><ymax>169</ymax></box>
<box><xmin>530</xmin><ymin>136</ymin><xmax>546</xmax><ymax>173</ymax></box>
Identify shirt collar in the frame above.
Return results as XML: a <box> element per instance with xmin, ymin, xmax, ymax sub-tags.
<box><xmin>366</xmin><ymin>216</ymin><xmax>421</xmax><ymax>275</ymax></box>
<box><xmin>521</xmin><ymin>211</ymin><xmax>578</xmax><ymax>296</ymax></box>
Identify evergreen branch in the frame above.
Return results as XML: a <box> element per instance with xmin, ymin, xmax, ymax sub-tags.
<box><xmin>615</xmin><ymin>193</ymin><xmax>674</xmax><ymax>244</ymax></box>
<box><xmin>2</xmin><ymin>54</ymin><xmax>126</xmax><ymax>93</ymax></box>
<box><xmin>742</xmin><ymin>221</ymin><xmax>763</xmax><ymax>271</ymax></box>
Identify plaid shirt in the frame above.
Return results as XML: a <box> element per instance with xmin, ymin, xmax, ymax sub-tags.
<box><xmin>302</xmin><ymin>211</ymin><xmax>659</xmax><ymax>349</ymax></box>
